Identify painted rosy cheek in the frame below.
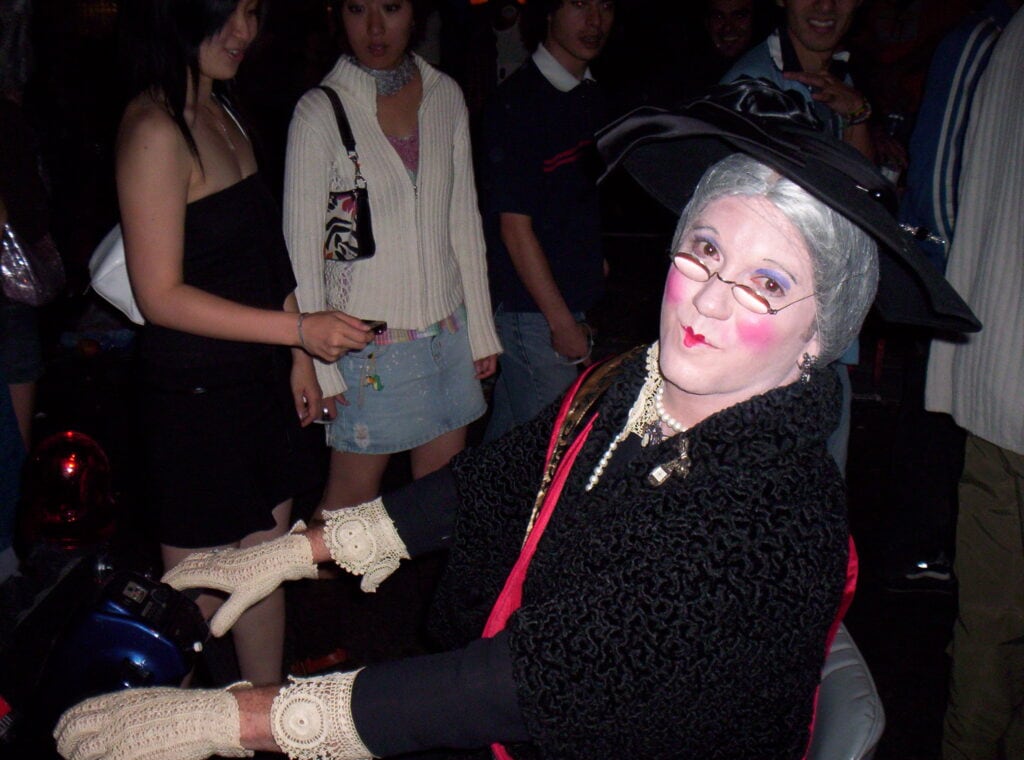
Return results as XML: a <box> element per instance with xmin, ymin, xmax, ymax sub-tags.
<box><xmin>664</xmin><ymin>268</ymin><xmax>689</xmax><ymax>303</ymax></box>
<box><xmin>735</xmin><ymin>316</ymin><xmax>779</xmax><ymax>350</ymax></box>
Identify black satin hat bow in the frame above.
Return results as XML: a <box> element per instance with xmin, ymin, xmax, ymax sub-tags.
<box><xmin>597</xmin><ymin>78</ymin><xmax>981</xmax><ymax>333</ymax></box>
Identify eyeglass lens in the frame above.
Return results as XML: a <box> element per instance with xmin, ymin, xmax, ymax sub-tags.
<box><xmin>672</xmin><ymin>253</ymin><xmax>775</xmax><ymax>314</ymax></box>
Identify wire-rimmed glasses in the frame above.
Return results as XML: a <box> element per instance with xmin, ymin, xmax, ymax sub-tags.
<box><xmin>669</xmin><ymin>252</ymin><xmax>816</xmax><ymax>316</ymax></box>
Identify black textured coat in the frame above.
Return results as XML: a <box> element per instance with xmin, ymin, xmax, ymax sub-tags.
<box><xmin>430</xmin><ymin>348</ymin><xmax>849</xmax><ymax>759</ymax></box>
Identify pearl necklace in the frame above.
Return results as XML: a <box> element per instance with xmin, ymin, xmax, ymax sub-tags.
<box><xmin>584</xmin><ymin>343</ymin><xmax>688</xmax><ymax>492</ymax></box>
<box><xmin>655</xmin><ymin>386</ymin><xmax>687</xmax><ymax>434</ymax></box>
<box><xmin>349</xmin><ymin>54</ymin><xmax>417</xmax><ymax>97</ymax></box>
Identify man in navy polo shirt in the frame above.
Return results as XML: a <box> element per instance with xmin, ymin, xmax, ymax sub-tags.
<box><xmin>479</xmin><ymin>0</ymin><xmax>615</xmax><ymax>441</ymax></box>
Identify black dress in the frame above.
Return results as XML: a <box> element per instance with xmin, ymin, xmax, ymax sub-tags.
<box><xmin>138</xmin><ymin>173</ymin><xmax>302</xmax><ymax>548</ymax></box>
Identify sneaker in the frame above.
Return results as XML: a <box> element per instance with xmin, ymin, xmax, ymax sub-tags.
<box><xmin>885</xmin><ymin>553</ymin><xmax>955</xmax><ymax>593</ymax></box>
<box><xmin>903</xmin><ymin>555</ymin><xmax>952</xmax><ymax>582</ymax></box>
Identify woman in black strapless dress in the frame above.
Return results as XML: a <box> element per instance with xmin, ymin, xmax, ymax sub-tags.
<box><xmin>114</xmin><ymin>0</ymin><xmax>378</xmax><ymax>685</ymax></box>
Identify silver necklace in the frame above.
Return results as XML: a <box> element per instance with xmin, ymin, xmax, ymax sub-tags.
<box><xmin>349</xmin><ymin>54</ymin><xmax>417</xmax><ymax>97</ymax></box>
<box><xmin>202</xmin><ymin>102</ymin><xmax>236</xmax><ymax>152</ymax></box>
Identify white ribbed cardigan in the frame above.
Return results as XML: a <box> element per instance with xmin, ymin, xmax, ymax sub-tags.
<box><xmin>284</xmin><ymin>54</ymin><xmax>501</xmax><ymax>397</ymax></box>
<box><xmin>925</xmin><ymin>9</ymin><xmax>1024</xmax><ymax>456</ymax></box>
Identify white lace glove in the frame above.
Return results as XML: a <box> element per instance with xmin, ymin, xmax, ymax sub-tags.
<box><xmin>54</xmin><ymin>683</ymin><xmax>253</xmax><ymax>760</ymax></box>
<box><xmin>323</xmin><ymin>499</ymin><xmax>409</xmax><ymax>592</ymax></box>
<box><xmin>271</xmin><ymin>670</ymin><xmax>373</xmax><ymax>760</ymax></box>
<box><xmin>162</xmin><ymin>522</ymin><xmax>318</xmax><ymax>636</ymax></box>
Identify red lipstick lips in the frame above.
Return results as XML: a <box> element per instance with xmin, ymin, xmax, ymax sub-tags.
<box><xmin>683</xmin><ymin>326</ymin><xmax>707</xmax><ymax>348</ymax></box>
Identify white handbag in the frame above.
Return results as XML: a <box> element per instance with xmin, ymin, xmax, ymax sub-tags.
<box><xmin>89</xmin><ymin>225</ymin><xmax>145</xmax><ymax>325</ymax></box>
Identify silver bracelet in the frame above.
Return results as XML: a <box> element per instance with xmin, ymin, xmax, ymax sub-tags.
<box><xmin>297</xmin><ymin>312</ymin><xmax>310</xmax><ymax>351</ymax></box>
<box><xmin>558</xmin><ymin>320</ymin><xmax>595</xmax><ymax>366</ymax></box>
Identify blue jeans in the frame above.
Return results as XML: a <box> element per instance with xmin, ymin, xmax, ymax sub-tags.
<box><xmin>484</xmin><ymin>309</ymin><xmax>582</xmax><ymax>442</ymax></box>
<box><xmin>327</xmin><ymin>309</ymin><xmax>486</xmax><ymax>454</ymax></box>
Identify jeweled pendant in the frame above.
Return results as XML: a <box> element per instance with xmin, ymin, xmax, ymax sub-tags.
<box><xmin>646</xmin><ymin>437</ymin><xmax>691</xmax><ymax>487</ymax></box>
<box><xmin>641</xmin><ymin>421</ymin><xmax>663</xmax><ymax>448</ymax></box>
<box><xmin>647</xmin><ymin>463</ymin><xmax>672</xmax><ymax>486</ymax></box>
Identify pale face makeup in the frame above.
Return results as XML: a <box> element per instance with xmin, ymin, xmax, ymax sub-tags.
<box><xmin>198</xmin><ymin>0</ymin><xmax>259</xmax><ymax>82</ymax></box>
<box><xmin>658</xmin><ymin>195</ymin><xmax>820</xmax><ymax>427</ymax></box>
<box><xmin>342</xmin><ymin>0</ymin><xmax>415</xmax><ymax>71</ymax></box>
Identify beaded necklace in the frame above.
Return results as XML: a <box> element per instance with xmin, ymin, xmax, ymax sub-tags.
<box><xmin>348</xmin><ymin>54</ymin><xmax>417</xmax><ymax>97</ymax></box>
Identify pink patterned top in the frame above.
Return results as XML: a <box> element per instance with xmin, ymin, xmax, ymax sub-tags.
<box><xmin>387</xmin><ymin>127</ymin><xmax>420</xmax><ymax>178</ymax></box>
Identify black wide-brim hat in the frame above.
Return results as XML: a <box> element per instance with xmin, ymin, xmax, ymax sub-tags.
<box><xmin>597</xmin><ymin>79</ymin><xmax>981</xmax><ymax>333</ymax></box>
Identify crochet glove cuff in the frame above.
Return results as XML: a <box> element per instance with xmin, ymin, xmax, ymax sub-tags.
<box><xmin>271</xmin><ymin>670</ymin><xmax>374</xmax><ymax>760</ymax></box>
<box><xmin>323</xmin><ymin>499</ymin><xmax>410</xmax><ymax>592</ymax></box>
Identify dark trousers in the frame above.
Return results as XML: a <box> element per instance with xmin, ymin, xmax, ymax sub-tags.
<box><xmin>943</xmin><ymin>434</ymin><xmax>1024</xmax><ymax>759</ymax></box>
<box><xmin>887</xmin><ymin>337</ymin><xmax>965</xmax><ymax>565</ymax></box>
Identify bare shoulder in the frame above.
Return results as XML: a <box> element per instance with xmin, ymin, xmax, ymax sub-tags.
<box><xmin>116</xmin><ymin>92</ymin><xmax>193</xmax><ymax>203</ymax></box>
<box><xmin>117</xmin><ymin>93</ymin><xmax>191</xmax><ymax>168</ymax></box>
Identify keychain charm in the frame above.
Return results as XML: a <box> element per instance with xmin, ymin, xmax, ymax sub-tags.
<box><xmin>363</xmin><ymin>353</ymin><xmax>383</xmax><ymax>392</ymax></box>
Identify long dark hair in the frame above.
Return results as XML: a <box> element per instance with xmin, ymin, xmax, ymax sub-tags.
<box><xmin>117</xmin><ymin>0</ymin><xmax>266</xmax><ymax>160</ymax></box>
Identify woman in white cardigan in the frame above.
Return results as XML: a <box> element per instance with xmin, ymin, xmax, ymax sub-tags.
<box><xmin>286</xmin><ymin>0</ymin><xmax>501</xmax><ymax>513</ymax></box>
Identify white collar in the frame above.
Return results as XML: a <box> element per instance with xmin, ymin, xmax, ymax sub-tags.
<box><xmin>532</xmin><ymin>43</ymin><xmax>595</xmax><ymax>92</ymax></box>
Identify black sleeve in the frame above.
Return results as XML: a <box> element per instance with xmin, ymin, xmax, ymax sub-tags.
<box><xmin>379</xmin><ymin>403</ymin><xmax>556</xmax><ymax>557</ymax></box>
<box><xmin>381</xmin><ymin>465</ymin><xmax>460</xmax><ymax>556</ymax></box>
<box><xmin>427</xmin><ymin>400</ymin><xmax>562</xmax><ymax>649</ymax></box>
<box><xmin>351</xmin><ymin>630</ymin><xmax>530</xmax><ymax>756</ymax></box>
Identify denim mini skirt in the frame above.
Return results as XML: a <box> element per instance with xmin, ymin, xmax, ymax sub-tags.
<box><xmin>326</xmin><ymin>306</ymin><xmax>486</xmax><ymax>454</ymax></box>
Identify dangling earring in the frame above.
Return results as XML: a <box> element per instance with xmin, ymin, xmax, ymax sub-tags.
<box><xmin>798</xmin><ymin>353</ymin><xmax>818</xmax><ymax>384</ymax></box>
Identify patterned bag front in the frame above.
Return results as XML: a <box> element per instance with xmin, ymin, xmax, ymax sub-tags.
<box><xmin>324</xmin><ymin>185</ymin><xmax>374</xmax><ymax>262</ymax></box>
<box><xmin>318</xmin><ymin>85</ymin><xmax>376</xmax><ymax>262</ymax></box>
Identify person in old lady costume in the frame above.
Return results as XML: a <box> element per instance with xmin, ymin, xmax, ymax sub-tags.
<box><xmin>54</xmin><ymin>80</ymin><xmax>978</xmax><ymax>760</ymax></box>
